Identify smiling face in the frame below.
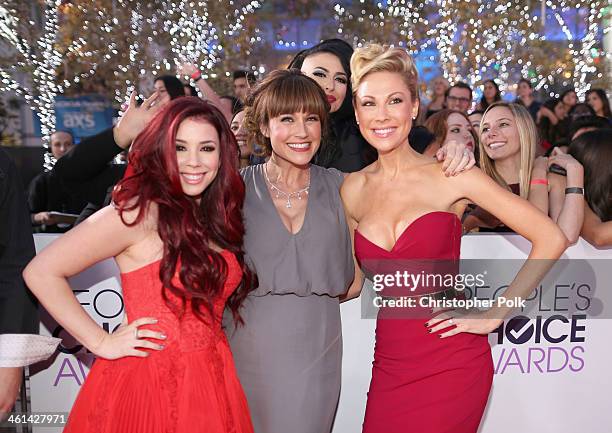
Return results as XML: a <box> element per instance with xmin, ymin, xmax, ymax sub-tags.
<box><xmin>230</xmin><ymin>110</ymin><xmax>252</xmax><ymax>158</ymax></box>
<box><xmin>446</xmin><ymin>112</ymin><xmax>474</xmax><ymax>151</ymax></box>
<box><xmin>175</xmin><ymin>118</ymin><xmax>221</xmax><ymax>199</ymax></box>
<box><xmin>354</xmin><ymin>71</ymin><xmax>418</xmax><ymax>154</ymax></box>
<box><xmin>480</xmin><ymin>106</ymin><xmax>520</xmax><ymax>161</ymax></box>
<box><xmin>263</xmin><ymin>111</ymin><xmax>321</xmax><ymax>166</ymax></box>
<box><xmin>300</xmin><ymin>52</ymin><xmax>348</xmax><ymax>113</ymax></box>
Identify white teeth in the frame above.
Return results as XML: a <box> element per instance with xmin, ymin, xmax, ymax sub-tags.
<box><xmin>373</xmin><ymin>128</ymin><xmax>396</xmax><ymax>135</ymax></box>
<box><xmin>488</xmin><ymin>142</ymin><xmax>505</xmax><ymax>149</ymax></box>
<box><xmin>287</xmin><ymin>143</ymin><xmax>310</xmax><ymax>149</ymax></box>
<box><xmin>183</xmin><ymin>173</ymin><xmax>203</xmax><ymax>180</ymax></box>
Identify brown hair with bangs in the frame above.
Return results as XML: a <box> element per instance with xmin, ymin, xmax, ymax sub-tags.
<box><xmin>243</xmin><ymin>68</ymin><xmax>331</xmax><ymax>156</ymax></box>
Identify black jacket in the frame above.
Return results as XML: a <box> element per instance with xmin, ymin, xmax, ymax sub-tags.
<box><xmin>52</xmin><ymin>128</ymin><xmax>126</xmax><ymax>221</ymax></box>
<box><xmin>0</xmin><ymin>148</ymin><xmax>38</xmax><ymax>334</ymax></box>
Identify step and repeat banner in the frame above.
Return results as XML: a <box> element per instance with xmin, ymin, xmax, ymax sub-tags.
<box><xmin>30</xmin><ymin>234</ymin><xmax>612</xmax><ymax>433</ymax></box>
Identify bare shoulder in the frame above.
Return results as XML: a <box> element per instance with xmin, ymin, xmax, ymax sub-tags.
<box><xmin>340</xmin><ymin>170</ymin><xmax>367</xmax><ymax>202</ymax></box>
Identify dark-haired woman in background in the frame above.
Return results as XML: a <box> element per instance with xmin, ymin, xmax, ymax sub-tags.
<box><xmin>570</xmin><ymin>129</ymin><xmax>612</xmax><ymax>247</ymax></box>
<box><xmin>586</xmin><ymin>89</ymin><xmax>612</xmax><ymax>119</ymax></box>
<box><xmin>537</xmin><ymin>97</ymin><xmax>570</xmax><ymax>150</ymax></box>
<box><xmin>153</xmin><ymin>75</ymin><xmax>186</xmax><ymax>102</ymax></box>
<box><xmin>288</xmin><ymin>38</ymin><xmax>374</xmax><ymax>172</ymax></box>
<box><xmin>24</xmin><ymin>98</ymin><xmax>256</xmax><ymax>433</ymax></box>
<box><xmin>475</xmin><ymin>79</ymin><xmax>502</xmax><ymax>111</ymax></box>
<box><xmin>561</xmin><ymin>88</ymin><xmax>578</xmax><ymax>109</ymax></box>
<box><xmin>230</xmin><ymin>109</ymin><xmax>254</xmax><ymax>168</ymax></box>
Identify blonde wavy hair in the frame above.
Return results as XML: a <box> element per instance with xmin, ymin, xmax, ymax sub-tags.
<box><xmin>350</xmin><ymin>44</ymin><xmax>419</xmax><ymax>102</ymax></box>
<box><xmin>479</xmin><ymin>102</ymin><xmax>538</xmax><ymax>198</ymax></box>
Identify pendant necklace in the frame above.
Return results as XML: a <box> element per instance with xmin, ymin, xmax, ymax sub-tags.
<box><xmin>264</xmin><ymin>163</ymin><xmax>310</xmax><ymax>209</ymax></box>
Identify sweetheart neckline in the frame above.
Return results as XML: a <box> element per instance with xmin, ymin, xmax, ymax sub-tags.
<box><xmin>120</xmin><ymin>249</ymin><xmax>231</xmax><ymax>276</ymax></box>
<box><xmin>354</xmin><ymin>211</ymin><xmax>461</xmax><ymax>254</ymax></box>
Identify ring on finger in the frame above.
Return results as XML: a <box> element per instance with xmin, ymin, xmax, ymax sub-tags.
<box><xmin>449</xmin><ymin>318</ymin><xmax>454</xmax><ymax>325</ymax></box>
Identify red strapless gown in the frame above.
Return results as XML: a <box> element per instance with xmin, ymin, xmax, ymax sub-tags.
<box><xmin>64</xmin><ymin>250</ymin><xmax>254</xmax><ymax>433</ymax></box>
<box><xmin>355</xmin><ymin>212</ymin><xmax>493</xmax><ymax>433</ymax></box>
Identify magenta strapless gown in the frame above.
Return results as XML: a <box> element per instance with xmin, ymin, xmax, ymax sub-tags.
<box><xmin>355</xmin><ymin>211</ymin><xmax>493</xmax><ymax>433</ymax></box>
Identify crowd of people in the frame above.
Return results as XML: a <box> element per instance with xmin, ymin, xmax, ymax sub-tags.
<box><xmin>1</xmin><ymin>37</ymin><xmax>611</xmax><ymax>433</ymax></box>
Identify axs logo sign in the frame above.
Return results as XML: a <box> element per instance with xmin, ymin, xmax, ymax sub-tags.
<box><xmin>62</xmin><ymin>112</ymin><xmax>95</xmax><ymax>129</ymax></box>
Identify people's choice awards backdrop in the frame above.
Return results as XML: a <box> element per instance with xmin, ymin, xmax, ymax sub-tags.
<box><xmin>30</xmin><ymin>234</ymin><xmax>612</xmax><ymax>433</ymax></box>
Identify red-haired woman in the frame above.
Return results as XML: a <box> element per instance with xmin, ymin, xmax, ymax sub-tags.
<box><xmin>23</xmin><ymin>98</ymin><xmax>255</xmax><ymax>433</ymax></box>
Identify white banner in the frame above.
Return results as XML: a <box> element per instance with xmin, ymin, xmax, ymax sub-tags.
<box><xmin>29</xmin><ymin>234</ymin><xmax>612</xmax><ymax>433</ymax></box>
<box><xmin>30</xmin><ymin>234</ymin><xmax>124</xmax><ymax>433</ymax></box>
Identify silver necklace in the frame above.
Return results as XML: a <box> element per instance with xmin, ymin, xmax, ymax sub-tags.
<box><xmin>264</xmin><ymin>163</ymin><xmax>310</xmax><ymax>209</ymax></box>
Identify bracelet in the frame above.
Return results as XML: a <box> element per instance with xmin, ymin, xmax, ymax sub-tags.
<box><xmin>190</xmin><ymin>70</ymin><xmax>201</xmax><ymax>80</ymax></box>
<box><xmin>565</xmin><ymin>187</ymin><xmax>584</xmax><ymax>195</ymax></box>
<box><xmin>530</xmin><ymin>178</ymin><xmax>548</xmax><ymax>186</ymax></box>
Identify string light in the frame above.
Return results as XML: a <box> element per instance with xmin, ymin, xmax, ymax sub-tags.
<box><xmin>332</xmin><ymin>0</ymin><xmax>606</xmax><ymax>99</ymax></box>
<box><xmin>0</xmin><ymin>0</ymin><xmax>63</xmax><ymax>169</ymax></box>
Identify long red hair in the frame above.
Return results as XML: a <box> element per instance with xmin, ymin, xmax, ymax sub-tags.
<box><xmin>113</xmin><ymin>97</ymin><xmax>255</xmax><ymax>324</ymax></box>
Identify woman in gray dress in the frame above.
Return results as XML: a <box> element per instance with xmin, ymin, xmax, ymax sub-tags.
<box><xmin>226</xmin><ymin>69</ymin><xmax>353</xmax><ymax>433</ymax></box>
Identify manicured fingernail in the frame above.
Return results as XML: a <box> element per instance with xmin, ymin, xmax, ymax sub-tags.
<box><xmin>159</xmin><ymin>345</ymin><xmax>165</xmax><ymax>349</ymax></box>
<box><xmin>161</xmin><ymin>334</ymin><xmax>167</xmax><ymax>339</ymax></box>
<box><xmin>428</xmin><ymin>329</ymin><xmax>432</xmax><ymax>333</ymax></box>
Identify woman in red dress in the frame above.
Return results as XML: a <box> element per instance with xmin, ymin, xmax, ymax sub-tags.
<box><xmin>24</xmin><ymin>97</ymin><xmax>255</xmax><ymax>433</ymax></box>
<box><xmin>341</xmin><ymin>44</ymin><xmax>569</xmax><ymax>433</ymax></box>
